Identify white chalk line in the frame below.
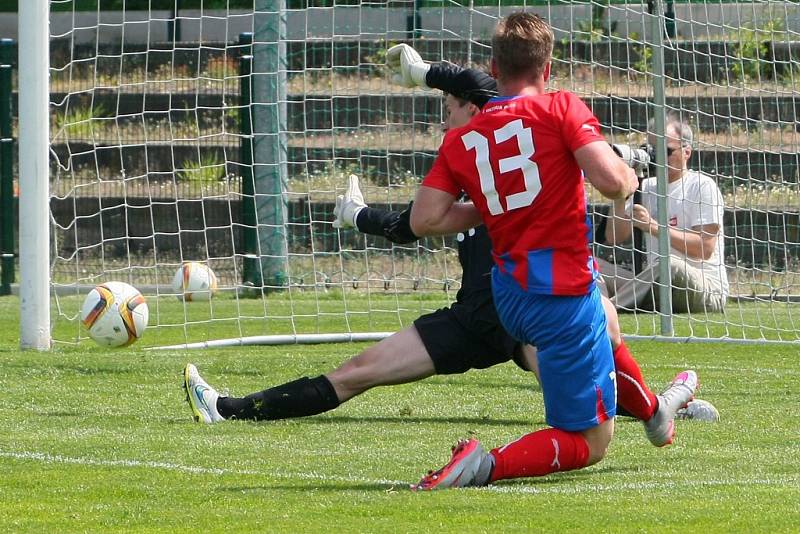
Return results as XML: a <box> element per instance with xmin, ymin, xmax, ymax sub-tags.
<box><xmin>0</xmin><ymin>450</ymin><xmax>405</xmax><ymax>486</ymax></box>
<box><xmin>641</xmin><ymin>363</ymin><xmax>794</xmax><ymax>376</ymax></box>
<box><xmin>482</xmin><ymin>476</ymin><xmax>800</xmax><ymax>495</ymax></box>
<box><xmin>2</xmin><ymin>450</ymin><xmax>797</xmax><ymax>495</ymax></box>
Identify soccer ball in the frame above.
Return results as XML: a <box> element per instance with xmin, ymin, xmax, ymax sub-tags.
<box><xmin>81</xmin><ymin>281</ymin><xmax>149</xmax><ymax>347</ymax></box>
<box><xmin>172</xmin><ymin>262</ymin><xmax>218</xmax><ymax>301</ymax></box>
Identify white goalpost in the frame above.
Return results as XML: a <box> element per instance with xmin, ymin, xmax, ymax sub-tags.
<box><xmin>18</xmin><ymin>0</ymin><xmax>51</xmax><ymax>350</ymax></box>
<box><xmin>17</xmin><ymin>0</ymin><xmax>800</xmax><ymax>349</ymax></box>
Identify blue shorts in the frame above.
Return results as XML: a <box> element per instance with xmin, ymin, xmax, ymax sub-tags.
<box><xmin>492</xmin><ymin>269</ymin><xmax>616</xmax><ymax>431</ymax></box>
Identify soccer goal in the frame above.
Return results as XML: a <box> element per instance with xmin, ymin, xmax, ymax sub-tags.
<box><xmin>16</xmin><ymin>0</ymin><xmax>800</xmax><ymax>349</ymax></box>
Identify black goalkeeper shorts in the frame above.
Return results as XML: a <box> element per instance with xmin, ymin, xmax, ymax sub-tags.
<box><xmin>413</xmin><ymin>290</ymin><xmax>520</xmax><ymax>375</ymax></box>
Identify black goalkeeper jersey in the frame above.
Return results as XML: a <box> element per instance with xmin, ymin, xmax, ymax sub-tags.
<box><xmin>351</xmin><ymin>62</ymin><xmax>499</xmax><ymax>300</ymax></box>
<box><xmin>453</xmin><ymin>225</ymin><xmax>494</xmax><ymax>300</ymax></box>
<box><xmin>355</xmin><ymin>204</ymin><xmax>493</xmax><ymax>301</ymax></box>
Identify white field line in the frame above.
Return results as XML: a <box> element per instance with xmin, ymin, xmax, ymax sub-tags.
<box><xmin>2</xmin><ymin>450</ymin><xmax>797</xmax><ymax>495</ymax></box>
<box><xmin>639</xmin><ymin>363</ymin><xmax>799</xmax><ymax>377</ymax></box>
<box><xmin>482</xmin><ymin>477</ymin><xmax>800</xmax><ymax>495</ymax></box>
<box><xmin>0</xmin><ymin>450</ymin><xmax>405</xmax><ymax>486</ymax></box>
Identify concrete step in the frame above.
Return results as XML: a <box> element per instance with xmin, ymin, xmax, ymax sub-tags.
<box><xmin>50</xmin><ymin>141</ymin><xmax>800</xmax><ymax>183</ymax></box>
<box><xmin>44</xmin><ymin>90</ymin><xmax>800</xmax><ymax>134</ymax></box>
<box><xmin>39</xmin><ymin>195</ymin><xmax>799</xmax><ymax>271</ymax></box>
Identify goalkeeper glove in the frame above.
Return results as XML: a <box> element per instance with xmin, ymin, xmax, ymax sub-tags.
<box><xmin>333</xmin><ymin>174</ymin><xmax>368</xmax><ymax>229</ymax></box>
<box><xmin>386</xmin><ymin>44</ymin><xmax>431</xmax><ymax>89</ymax></box>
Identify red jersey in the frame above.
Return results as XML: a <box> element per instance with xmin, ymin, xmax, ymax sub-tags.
<box><xmin>422</xmin><ymin>91</ymin><xmax>605</xmax><ymax>295</ymax></box>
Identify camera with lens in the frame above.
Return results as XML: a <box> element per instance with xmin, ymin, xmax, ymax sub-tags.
<box><xmin>611</xmin><ymin>143</ymin><xmax>652</xmax><ymax>178</ymax></box>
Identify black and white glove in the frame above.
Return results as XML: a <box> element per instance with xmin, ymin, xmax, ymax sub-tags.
<box><xmin>333</xmin><ymin>174</ymin><xmax>368</xmax><ymax>229</ymax></box>
<box><xmin>386</xmin><ymin>44</ymin><xmax>431</xmax><ymax>89</ymax></box>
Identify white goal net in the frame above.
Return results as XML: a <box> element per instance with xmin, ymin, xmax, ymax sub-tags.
<box><xmin>33</xmin><ymin>0</ymin><xmax>799</xmax><ymax>347</ymax></box>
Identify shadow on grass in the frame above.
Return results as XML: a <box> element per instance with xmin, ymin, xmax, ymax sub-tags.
<box><xmin>163</xmin><ymin>414</ymin><xmax>541</xmax><ymax>426</ymax></box>
<box><xmin>221</xmin><ymin>482</ymin><xmax>400</xmax><ymax>493</ymax></box>
<box><xmin>485</xmin><ymin>463</ymin><xmax>643</xmax><ymax>486</ymax></box>
<box><xmin>421</xmin><ymin>375</ymin><xmax>542</xmax><ymax>393</ymax></box>
<box><xmin>302</xmin><ymin>414</ymin><xmax>540</xmax><ymax>426</ymax></box>
<box><xmin>222</xmin><ymin>465</ymin><xmax>643</xmax><ymax>493</ymax></box>
<box><xmin>34</xmin><ymin>410</ymin><xmax>84</xmax><ymax>417</ymax></box>
<box><xmin>182</xmin><ymin>373</ymin><xmax>544</xmax><ymax>395</ymax></box>
<box><xmin>2</xmin><ymin>360</ymin><xmax>138</xmax><ymax>376</ymax></box>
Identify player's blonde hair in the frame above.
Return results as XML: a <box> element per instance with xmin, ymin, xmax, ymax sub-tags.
<box><xmin>491</xmin><ymin>12</ymin><xmax>554</xmax><ymax>81</ymax></box>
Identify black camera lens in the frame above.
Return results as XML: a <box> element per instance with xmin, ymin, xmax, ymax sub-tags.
<box><xmin>642</xmin><ymin>144</ymin><xmax>655</xmax><ymax>177</ymax></box>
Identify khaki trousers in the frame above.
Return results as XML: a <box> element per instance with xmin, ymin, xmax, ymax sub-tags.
<box><xmin>596</xmin><ymin>257</ymin><xmax>726</xmax><ymax>313</ymax></box>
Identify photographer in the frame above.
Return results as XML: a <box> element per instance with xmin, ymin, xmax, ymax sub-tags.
<box><xmin>599</xmin><ymin>114</ymin><xmax>728</xmax><ymax>313</ymax></box>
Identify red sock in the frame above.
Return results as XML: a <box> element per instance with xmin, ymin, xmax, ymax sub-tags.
<box><xmin>614</xmin><ymin>341</ymin><xmax>658</xmax><ymax>421</ymax></box>
<box><xmin>489</xmin><ymin>428</ymin><xmax>590</xmax><ymax>482</ymax></box>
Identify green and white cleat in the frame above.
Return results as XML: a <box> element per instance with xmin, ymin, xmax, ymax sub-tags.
<box><xmin>676</xmin><ymin>399</ymin><xmax>720</xmax><ymax>422</ymax></box>
<box><xmin>183</xmin><ymin>363</ymin><xmax>225</xmax><ymax>424</ymax></box>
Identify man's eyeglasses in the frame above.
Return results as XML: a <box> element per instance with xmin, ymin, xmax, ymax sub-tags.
<box><xmin>666</xmin><ymin>146</ymin><xmax>680</xmax><ymax>156</ymax></box>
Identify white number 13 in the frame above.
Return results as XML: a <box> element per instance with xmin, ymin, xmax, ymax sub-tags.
<box><xmin>461</xmin><ymin>119</ymin><xmax>541</xmax><ymax>216</ymax></box>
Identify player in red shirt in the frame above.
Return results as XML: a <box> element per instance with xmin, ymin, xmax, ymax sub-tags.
<box><xmin>182</xmin><ymin>58</ymin><xmax>712</xmax><ymax>449</ymax></box>
<box><xmin>408</xmin><ymin>12</ymin><xmax>696</xmax><ymax>490</ymax></box>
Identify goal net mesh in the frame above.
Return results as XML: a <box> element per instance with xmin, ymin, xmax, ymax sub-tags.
<box><xmin>46</xmin><ymin>0</ymin><xmax>800</xmax><ymax>346</ymax></box>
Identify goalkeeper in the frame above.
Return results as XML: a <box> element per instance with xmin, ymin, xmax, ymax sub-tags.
<box><xmin>183</xmin><ymin>45</ymin><xmax>719</xmax><ymax>436</ymax></box>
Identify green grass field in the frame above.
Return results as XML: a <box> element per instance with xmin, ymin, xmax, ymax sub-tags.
<box><xmin>1</xmin><ymin>294</ymin><xmax>799</xmax><ymax>532</ymax></box>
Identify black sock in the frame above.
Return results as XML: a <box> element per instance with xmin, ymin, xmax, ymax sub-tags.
<box><xmin>216</xmin><ymin>375</ymin><xmax>340</xmax><ymax>421</ymax></box>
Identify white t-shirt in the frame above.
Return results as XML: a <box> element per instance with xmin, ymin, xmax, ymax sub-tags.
<box><xmin>640</xmin><ymin>170</ymin><xmax>729</xmax><ymax>296</ymax></box>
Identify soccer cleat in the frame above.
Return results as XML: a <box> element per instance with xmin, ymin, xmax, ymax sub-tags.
<box><xmin>643</xmin><ymin>370</ymin><xmax>698</xmax><ymax>447</ymax></box>
<box><xmin>411</xmin><ymin>438</ymin><xmax>493</xmax><ymax>491</ymax></box>
<box><xmin>676</xmin><ymin>398</ymin><xmax>720</xmax><ymax>422</ymax></box>
<box><xmin>183</xmin><ymin>363</ymin><xmax>225</xmax><ymax>424</ymax></box>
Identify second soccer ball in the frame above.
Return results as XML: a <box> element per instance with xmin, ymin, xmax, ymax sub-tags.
<box><xmin>172</xmin><ymin>262</ymin><xmax>218</xmax><ymax>301</ymax></box>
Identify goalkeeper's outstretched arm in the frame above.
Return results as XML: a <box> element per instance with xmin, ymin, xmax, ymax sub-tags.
<box><xmin>425</xmin><ymin>63</ymin><xmax>497</xmax><ymax>108</ymax></box>
<box><xmin>386</xmin><ymin>44</ymin><xmax>497</xmax><ymax>108</ymax></box>
<box><xmin>334</xmin><ymin>47</ymin><xmax>497</xmax><ymax>244</ymax></box>
<box><xmin>355</xmin><ymin>203</ymin><xmax>419</xmax><ymax>245</ymax></box>
<box><xmin>332</xmin><ymin>174</ymin><xmax>419</xmax><ymax>244</ymax></box>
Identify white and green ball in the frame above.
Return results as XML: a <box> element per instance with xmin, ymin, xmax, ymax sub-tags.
<box><xmin>81</xmin><ymin>281</ymin><xmax>149</xmax><ymax>347</ymax></box>
<box><xmin>172</xmin><ymin>262</ymin><xmax>218</xmax><ymax>301</ymax></box>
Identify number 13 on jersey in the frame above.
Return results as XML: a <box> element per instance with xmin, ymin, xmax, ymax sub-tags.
<box><xmin>461</xmin><ymin>118</ymin><xmax>542</xmax><ymax>215</ymax></box>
